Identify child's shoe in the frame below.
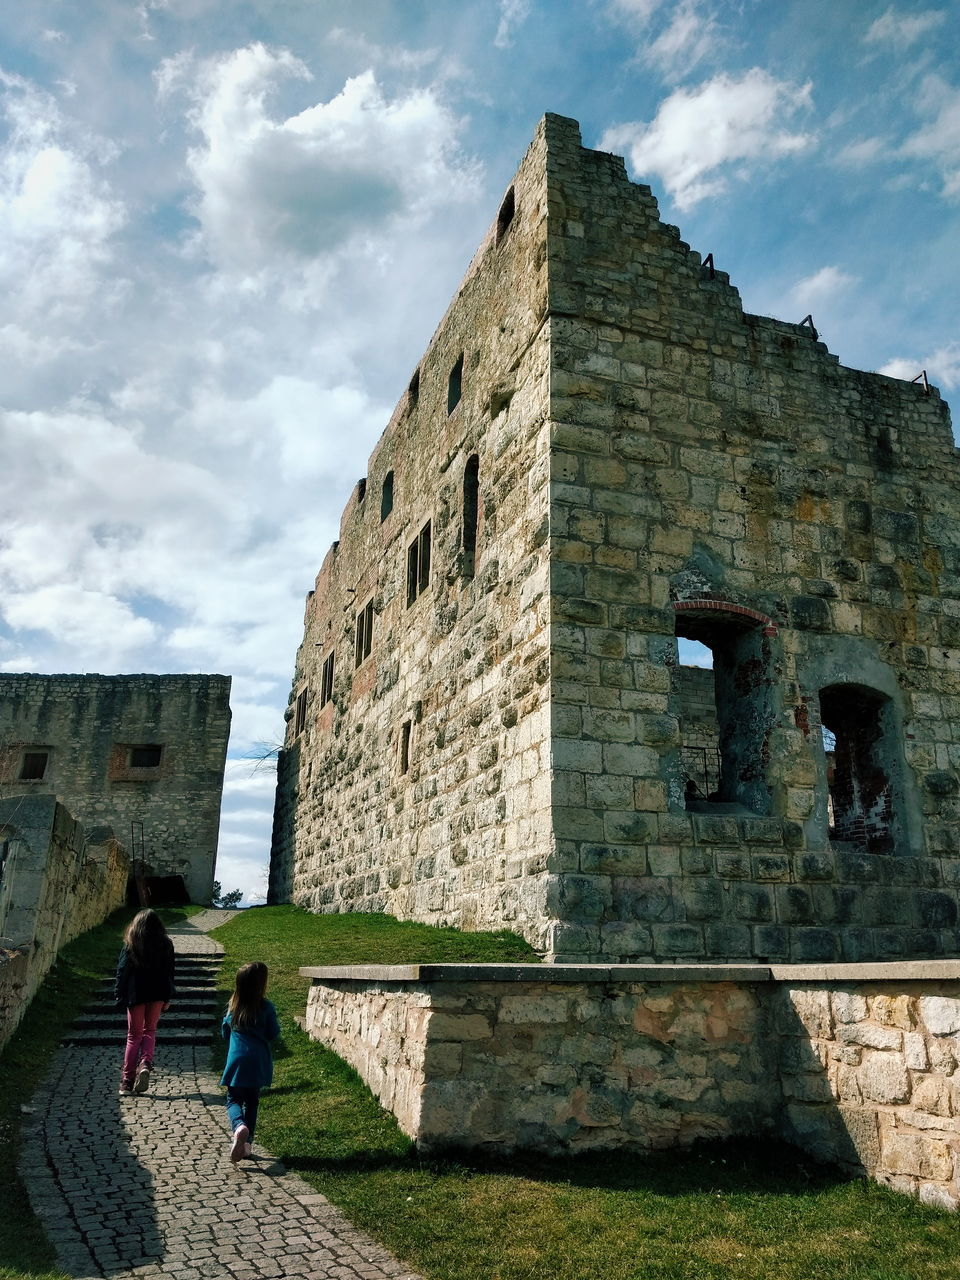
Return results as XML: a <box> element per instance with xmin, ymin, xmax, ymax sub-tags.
<box><xmin>230</xmin><ymin>1124</ymin><xmax>250</xmax><ymax>1163</ymax></box>
<box><xmin>134</xmin><ymin>1063</ymin><xmax>152</xmax><ymax>1094</ymax></box>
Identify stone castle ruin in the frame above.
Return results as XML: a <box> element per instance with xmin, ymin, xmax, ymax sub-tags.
<box><xmin>270</xmin><ymin>114</ymin><xmax>960</xmax><ymax>966</ymax></box>
<box><xmin>1</xmin><ymin>674</ymin><xmax>231</xmax><ymax>905</ymax></box>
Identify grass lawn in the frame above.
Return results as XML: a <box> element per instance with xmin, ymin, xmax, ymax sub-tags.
<box><xmin>0</xmin><ymin>905</ymin><xmax>199</xmax><ymax>1280</ymax></box>
<box><xmin>211</xmin><ymin>906</ymin><xmax>960</xmax><ymax>1280</ymax></box>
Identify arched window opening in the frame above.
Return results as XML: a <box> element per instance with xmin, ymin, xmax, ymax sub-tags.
<box><xmin>448</xmin><ymin>354</ymin><xmax>463</xmax><ymax>415</ymax></box>
<box><xmin>461</xmin><ymin>454</ymin><xmax>479</xmax><ymax>578</ymax></box>
<box><xmin>496</xmin><ymin>187</ymin><xmax>516</xmax><ymax>245</ymax></box>
<box><xmin>819</xmin><ymin>684</ymin><xmax>899</xmax><ymax>853</ymax></box>
<box><xmin>673</xmin><ymin>607</ymin><xmax>774</xmax><ymax>815</ymax></box>
<box><xmin>380</xmin><ymin>471</ymin><xmax>394</xmax><ymax>522</ymax></box>
<box><xmin>408</xmin><ymin>368</ymin><xmax>420</xmax><ymax>408</ymax></box>
<box><xmin>356</xmin><ymin>478</ymin><xmax>367</xmax><ymax>503</ymax></box>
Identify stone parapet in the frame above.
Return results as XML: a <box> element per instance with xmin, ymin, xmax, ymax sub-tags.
<box><xmin>302</xmin><ymin>960</ymin><xmax>960</xmax><ymax>1209</ymax></box>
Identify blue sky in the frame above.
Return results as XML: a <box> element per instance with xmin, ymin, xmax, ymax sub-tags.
<box><xmin>0</xmin><ymin>0</ymin><xmax>958</xmax><ymax>901</ymax></box>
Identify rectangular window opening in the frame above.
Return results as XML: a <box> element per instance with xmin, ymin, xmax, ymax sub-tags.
<box><xmin>355</xmin><ymin>600</ymin><xmax>374</xmax><ymax>668</ymax></box>
<box><xmin>294</xmin><ymin>690</ymin><xmax>308</xmax><ymax>736</ymax></box>
<box><xmin>19</xmin><ymin>751</ymin><xmax>49</xmax><ymax>781</ymax></box>
<box><xmin>129</xmin><ymin>745</ymin><xmax>163</xmax><ymax>769</ymax></box>
<box><xmin>407</xmin><ymin>520</ymin><xmax>432</xmax><ymax>606</ymax></box>
<box><xmin>320</xmin><ymin>653</ymin><xmax>335</xmax><ymax>707</ymax></box>
<box><xmin>400</xmin><ymin>720</ymin><xmax>412</xmax><ymax>774</ymax></box>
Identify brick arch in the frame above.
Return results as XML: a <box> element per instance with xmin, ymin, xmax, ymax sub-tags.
<box><xmin>672</xmin><ymin>599</ymin><xmax>778</xmax><ymax>638</ymax></box>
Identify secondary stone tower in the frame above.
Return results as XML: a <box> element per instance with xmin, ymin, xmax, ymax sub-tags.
<box><xmin>270</xmin><ymin>114</ymin><xmax>960</xmax><ymax>964</ymax></box>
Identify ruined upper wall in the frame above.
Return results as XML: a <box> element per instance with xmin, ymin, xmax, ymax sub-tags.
<box><xmin>0</xmin><ymin>674</ymin><xmax>231</xmax><ymax>903</ymax></box>
<box><xmin>542</xmin><ymin>115</ymin><xmax>960</xmax><ymax>963</ymax></box>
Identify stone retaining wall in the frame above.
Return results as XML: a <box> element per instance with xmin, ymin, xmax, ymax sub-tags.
<box><xmin>301</xmin><ymin>960</ymin><xmax>960</xmax><ymax>1208</ymax></box>
<box><xmin>0</xmin><ymin>794</ymin><xmax>129</xmax><ymax>1049</ymax></box>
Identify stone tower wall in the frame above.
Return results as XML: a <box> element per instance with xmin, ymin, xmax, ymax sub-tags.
<box><xmin>273</xmin><ymin>114</ymin><xmax>960</xmax><ymax>966</ymax></box>
<box><xmin>0</xmin><ymin>674</ymin><xmax>231</xmax><ymax>904</ymax></box>
<box><xmin>270</xmin><ymin>123</ymin><xmax>557</xmax><ymax>946</ymax></box>
<box><xmin>543</xmin><ymin>115</ymin><xmax>960</xmax><ymax>962</ymax></box>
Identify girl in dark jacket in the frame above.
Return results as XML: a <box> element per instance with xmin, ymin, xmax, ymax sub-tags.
<box><xmin>115</xmin><ymin>909</ymin><xmax>176</xmax><ymax>1096</ymax></box>
<box><xmin>221</xmin><ymin>962</ymin><xmax>280</xmax><ymax>1161</ymax></box>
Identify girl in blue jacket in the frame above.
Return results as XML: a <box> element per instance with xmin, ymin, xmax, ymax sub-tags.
<box><xmin>221</xmin><ymin>961</ymin><xmax>280</xmax><ymax>1162</ymax></box>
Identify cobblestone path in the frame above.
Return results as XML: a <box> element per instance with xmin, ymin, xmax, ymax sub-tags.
<box><xmin>19</xmin><ymin>914</ymin><xmax>421</xmax><ymax>1280</ymax></box>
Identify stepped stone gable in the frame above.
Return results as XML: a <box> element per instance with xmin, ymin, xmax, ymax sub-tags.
<box><xmin>0</xmin><ymin>674</ymin><xmax>231</xmax><ymax>904</ymax></box>
<box><xmin>270</xmin><ymin>113</ymin><xmax>960</xmax><ymax>964</ymax></box>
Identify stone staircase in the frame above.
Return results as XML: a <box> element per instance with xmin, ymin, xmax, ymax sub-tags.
<box><xmin>62</xmin><ymin>953</ymin><xmax>223</xmax><ymax>1047</ymax></box>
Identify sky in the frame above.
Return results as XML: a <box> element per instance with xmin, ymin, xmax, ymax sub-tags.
<box><xmin>1</xmin><ymin>0</ymin><xmax>958</xmax><ymax>904</ymax></box>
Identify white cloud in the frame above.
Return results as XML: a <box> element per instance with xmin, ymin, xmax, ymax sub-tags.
<box><xmin>901</xmin><ymin>75</ymin><xmax>960</xmax><ymax>199</ymax></box>
<box><xmin>159</xmin><ymin>46</ymin><xmax>478</xmax><ymax>285</ymax></box>
<box><xmin>495</xmin><ymin>0</ymin><xmax>532</xmax><ymax>48</ymax></box>
<box><xmin>642</xmin><ymin>1</ymin><xmax>720</xmax><ymax>78</ymax></box>
<box><xmin>865</xmin><ymin>7</ymin><xmax>945</xmax><ymax>46</ymax></box>
<box><xmin>836</xmin><ymin>136</ymin><xmax>887</xmax><ymax>167</ymax></box>
<box><xmin>879</xmin><ymin>344</ymin><xmax>960</xmax><ymax>391</ymax></box>
<box><xmin>0</xmin><ymin>71</ymin><xmax>125</xmax><ymax>317</ymax></box>
<box><xmin>790</xmin><ymin>265</ymin><xmax>857</xmax><ymax>310</ymax></box>
<box><xmin>607</xmin><ymin>0</ymin><xmax>666</xmax><ymax>21</ymax></box>
<box><xmin>600</xmin><ymin>69</ymin><xmax>814</xmax><ymax>209</ymax></box>
<box><xmin>3</xmin><ymin>585</ymin><xmax>158</xmax><ymax>665</ymax></box>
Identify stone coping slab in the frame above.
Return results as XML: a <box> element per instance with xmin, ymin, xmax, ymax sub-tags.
<box><xmin>768</xmin><ymin>960</ymin><xmax>960</xmax><ymax>982</ymax></box>
<box><xmin>300</xmin><ymin>962</ymin><xmax>774</xmax><ymax>983</ymax></box>
<box><xmin>300</xmin><ymin>959</ymin><xmax>960</xmax><ymax>985</ymax></box>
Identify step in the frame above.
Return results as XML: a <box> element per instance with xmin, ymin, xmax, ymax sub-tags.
<box><xmin>75</xmin><ymin>1009</ymin><xmax>217</xmax><ymax>1028</ymax></box>
<box><xmin>61</xmin><ymin>1027</ymin><xmax>214</xmax><ymax>1047</ymax></box>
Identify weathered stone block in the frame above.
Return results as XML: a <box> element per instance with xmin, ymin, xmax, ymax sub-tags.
<box><xmin>859</xmin><ymin>1052</ymin><xmax>910</xmax><ymax>1104</ymax></box>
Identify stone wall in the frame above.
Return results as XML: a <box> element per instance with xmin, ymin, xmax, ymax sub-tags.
<box><xmin>301</xmin><ymin>961</ymin><xmax>960</xmax><ymax>1208</ymax></box>
<box><xmin>543</xmin><ymin>115</ymin><xmax>960</xmax><ymax>964</ymax></box>
<box><xmin>775</xmin><ymin>966</ymin><xmax>960</xmax><ymax>1210</ymax></box>
<box><xmin>270</xmin><ymin>124</ymin><xmax>556</xmax><ymax>946</ymax></box>
<box><xmin>0</xmin><ymin>674</ymin><xmax>231</xmax><ymax>904</ymax></box>
<box><xmin>273</xmin><ymin>113</ymin><xmax>960</xmax><ymax>966</ymax></box>
<box><xmin>0</xmin><ymin>794</ymin><xmax>129</xmax><ymax>1049</ymax></box>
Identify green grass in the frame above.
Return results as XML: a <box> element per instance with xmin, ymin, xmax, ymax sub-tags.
<box><xmin>210</xmin><ymin>906</ymin><xmax>959</xmax><ymax>1280</ymax></box>
<box><xmin>0</xmin><ymin>905</ymin><xmax>195</xmax><ymax>1280</ymax></box>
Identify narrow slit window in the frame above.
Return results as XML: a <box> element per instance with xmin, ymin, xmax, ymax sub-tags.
<box><xmin>129</xmin><ymin>745</ymin><xmax>163</xmax><ymax>769</ymax></box>
<box><xmin>407</xmin><ymin>520</ymin><xmax>432</xmax><ymax>605</ymax></box>
<box><xmin>496</xmin><ymin>186</ymin><xmax>516</xmax><ymax>245</ymax></box>
<box><xmin>356</xmin><ymin>478</ymin><xmax>367</xmax><ymax>503</ymax></box>
<box><xmin>355</xmin><ymin>600</ymin><xmax>374</xmax><ymax>667</ymax></box>
<box><xmin>381</xmin><ymin>471</ymin><xmax>394</xmax><ymax>522</ymax></box>
<box><xmin>408</xmin><ymin>368</ymin><xmax>420</xmax><ymax>407</ymax></box>
<box><xmin>400</xmin><ymin>720</ymin><xmax>412</xmax><ymax>774</ymax></box>
<box><xmin>447</xmin><ymin>354</ymin><xmax>463</xmax><ymax>415</ymax></box>
<box><xmin>462</xmin><ymin>454</ymin><xmax>479</xmax><ymax>578</ymax></box>
<box><xmin>19</xmin><ymin>750</ymin><xmax>48</xmax><ymax>780</ymax></box>
<box><xmin>320</xmin><ymin>653</ymin><xmax>334</xmax><ymax>707</ymax></box>
<box><xmin>294</xmin><ymin>689</ymin><xmax>308</xmax><ymax>736</ymax></box>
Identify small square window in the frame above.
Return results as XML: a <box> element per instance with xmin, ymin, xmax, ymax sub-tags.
<box><xmin>129</xmin><ymin>745</ymin><xmax>163</xmax><ymax>769</ymax></box>
<box><xmin>19</xmin><ymin>751</ymin><xmax>49</xmax><ymax>781</ymax></box>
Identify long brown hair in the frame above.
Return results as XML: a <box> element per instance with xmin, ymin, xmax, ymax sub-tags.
<box><xmin>124</xmin><ymin>909</ymin><xmax>169</xmax><ymax>966</ymax></box>
<box><xmin>228</xmin><ymin>962</ymin><xmax>269</xmax><ymax>1029</ymax></box>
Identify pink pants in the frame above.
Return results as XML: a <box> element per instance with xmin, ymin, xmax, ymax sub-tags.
<box><xmin>122</xmin><ymin>1001</ymin><xmax>165</xmax><ymax>1084</ymax></box>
